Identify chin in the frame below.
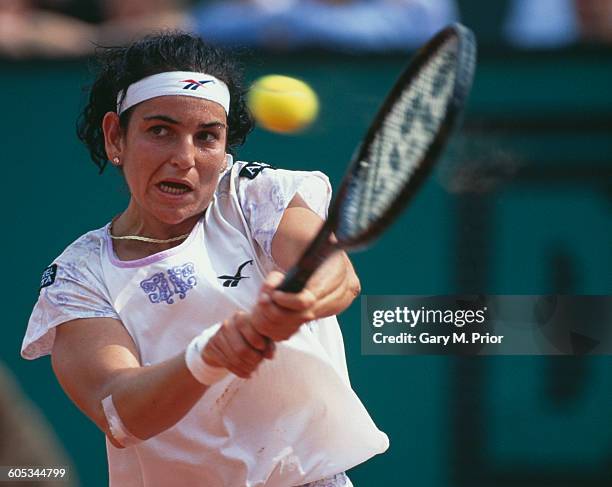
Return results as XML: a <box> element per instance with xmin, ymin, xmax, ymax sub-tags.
<box><xmin>147</xmin><ymin>194</ymin><xmax>211</xmax><ymax>226</ymax></box>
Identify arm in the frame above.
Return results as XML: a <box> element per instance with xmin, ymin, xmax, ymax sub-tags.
<box><xmin>250</xmin><ymin>194</ymin><xmax>361</xmax><ymax>341</ymax></box>
<box><xmin>272</xmin><ymin>194</ymin><xmax>361</xmax><ymax>318</ymax></box>
<box><xmin>52</xmin><ymin>313</ymin><xmax>270</xmax><ymax>446</ymax></box>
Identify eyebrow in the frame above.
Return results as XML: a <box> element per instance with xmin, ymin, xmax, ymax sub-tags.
<box><xmin>142</xmin><ymin>115</ymin><xmax>226</xmax><ymax>130</ymax></box>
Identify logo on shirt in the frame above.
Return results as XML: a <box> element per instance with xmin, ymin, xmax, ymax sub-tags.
<box><xmin>218</xmin><ymin>260</ymin><xmax>253</xmax><ymax>287</ymax></box>
<box><xmin>140</xmin><ymin>262</ymin><xmax>197</xmax><ymax>304</ymax></box>
<box><xmin>181</xmin><ymin>79</ymin><xmax>214</xmax><ymax>91</ymax></box>
<box><xmin>39</xmin><ymin>264</ymin><xmax>57</xmax><ymax>292</ymax></box>
<box><xmin>239</xmin><ymin>162</ymin><xmax>275</xmax><ymax>180</ymax></box>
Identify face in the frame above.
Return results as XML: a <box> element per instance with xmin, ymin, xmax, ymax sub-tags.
<box><xmin>104</xmin><ymin>95</ymin><xmax>228</xmax><ymax>227</ymax></box>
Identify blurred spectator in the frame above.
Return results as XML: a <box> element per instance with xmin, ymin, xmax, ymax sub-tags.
<box><xmin>0</xmin><ymin>0</ymin><xmax>96</xmax><ymax>58</ymax></box>
<box><xmin>0</xmin><ymin>0</ymin><xmax>188</xmax><ymax>59</ymax></box>
<box><xmin>191</xmin><ymin>0</ymin><xmax>459</xmax><ymax>52</ymax></box>
<box><xmin>95</xmin><ymin>0</ymin><xmax>190</xmax><ymax>47</ymax></box>
<box><xmin>504</xmin><ymin>0</ymin><xmax>612</xmax><ymax>48</ymax></box>
<box><xmin>0</xmin><ymin>0</ymin><xmax>460</xmax><ymax>58</ymax></box>
<box><xmin>0</xmin><ymin>361</ymin><xmax>77</xmax><ymax>486</ymax></box>
<box><xmin>574</xmin><ymin>0</ymin><xmax>612</xmax><ymax>43</ymax></box>
<box><xmin>27</xmin><ymin>0</ymin><xmax>104</xmax><ymax>24</ymax></box>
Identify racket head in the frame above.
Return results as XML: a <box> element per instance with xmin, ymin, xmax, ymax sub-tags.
<box><xmin>329</xmin><ymin>23</ymin><xmax>477</xmax><ymax>250</ymax></box>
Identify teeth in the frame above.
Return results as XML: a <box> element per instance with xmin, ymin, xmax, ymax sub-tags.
<box><xmin>159</xmin><ymin>183</ymin><xmax>190</xmax><ymax>195</ymax></box>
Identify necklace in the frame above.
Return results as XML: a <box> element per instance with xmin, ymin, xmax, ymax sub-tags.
<box><xmin>109</xmin><ymin>233</ymin><xmax>190</xmax><ymax>244</ymax></box>
<box><xmin>109</xmin><ymin>219</ymin><xmax>191</xmax><ymax>244</ymax></box>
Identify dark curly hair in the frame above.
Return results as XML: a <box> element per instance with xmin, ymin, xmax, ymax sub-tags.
<box><xmin>77</xmin><ymin>31</ymin><xmax>254</xmax><ymax>173</ymax></box>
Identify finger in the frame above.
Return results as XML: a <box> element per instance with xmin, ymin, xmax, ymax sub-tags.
<box><xmin>249</xmin><ymin>300</ymin><xmax>280</xmax><ymax>340</ymax></box>
<box><xmin>252</xmin><ymin>299</ymin><xmax>312</xmax><ymax>342</ymax></box>
<box><xmin>262</xmin><ymin>340</ymin><xmax>275</xmax><ymax>359</ymax></box>
<box><xmin>234</xmin><ymin>312</ymin><xmax>269</xmax><ymax>352</ymax></box>
<box><xmin>250</xmin><ymin>302</ymin><xmax>291</xmax><ymax>342</ymax></box>
<box><xmin>268</xmin><ymin>287</ymin><xmax>316</xmax><ymax>311</ymax></box>
<box><xmin>306</xmin><ymin>252</ymin><xmax>347</xmax><ymax>299</ymax></box>
<box><xmin>260</xmin><ymin>292</ymin><xmax>316</xmax><ymax>322</ymax></box>
<box><xmin>251</xmin><ymin>289</ymin><xmax>314</xmax><ymax>340</ymax></box>
<box><xmin>201</xmin><ymin>339</ymin><xmax>224</xmax><ymax>368</ymax></box>
<box><xmin>223</xmin><ymin>322</ymin><xmax>265</xmax><ymax>369</ymax></box>
<box><xmin>214</xmin><ymin>325</ymin><xmax>261</xmax><ymax>378</ymax></box>
<box><xmin>202</xmin><ymin>329</ymin><xmax>233</xmax><ymax>369</ymax></box>
<box><xmin>241</xmin><ymin>322</ymin><xmax>275</xmax><ymax>359</ymax></box>
<box><xmin>310</xmin><ymin>277</ymin><xmax>348</xmax><ymax>316</ymax></box>
<box><xmin>261</xmin><ymin>270</ymin><xmax>285</xmax><ymax>293</ymax></box>
<box><xmin>256</xmin><ymin>294</ymin><xmax>309</xmax><ymax>327</ymax></box>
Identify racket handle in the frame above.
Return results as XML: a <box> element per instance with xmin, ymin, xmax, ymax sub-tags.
<box><xmin>277</xmin><ymin>267</ymin><xmax>314</xmax><ymax>293</ymax></box>
<box><xmin>277</xmin><ymin>229</ymin><xmax>337</xmax><ymax>293</ymax></box>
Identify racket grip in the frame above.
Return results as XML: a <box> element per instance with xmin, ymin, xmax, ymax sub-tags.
<box><xmin>274</xmin><ymin>222</ymin><xmax>337</xmax><ymax>293</ymax></box>
<box><xmin>277</xmin><ymin>267</ymin><xmax>314</xmax><ymax>293</ymax></box>
<box><xmin>277</xmin><ymin>235</ymin><xmax>337</xmax><ymax>293</ymax></box>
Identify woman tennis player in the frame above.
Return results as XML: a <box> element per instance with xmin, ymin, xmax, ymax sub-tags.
<box><xmin>21</xmin><ymin>32</ymin><xmax>388</xmax><ymax>486</ymax></box>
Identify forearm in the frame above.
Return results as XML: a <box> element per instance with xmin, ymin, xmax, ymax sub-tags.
<box><xmin>306</xmin><ymin>251</ymin><xmax>361</xmax><ymax>318</ymax></box>
<box><xmin>99</xmin><ymin>315</ymin><xmax>269</xmax><ymax>442</ymax></box>
<box><xmin>100</xmin><ymin>353</ymin><xmax>207</xmax><ymax>442</ymax></box>
<box><xmin>53</xmin><ymin>316</ymin><xmax>266</xmax><ymax>447</ymax></box>
<box><xmin>271</xmin><ymin>202</ymin><xmax>361</xmax><ymax>320</ymax></box>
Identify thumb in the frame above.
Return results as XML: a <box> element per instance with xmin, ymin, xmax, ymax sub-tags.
<box><xmin>261</xmin><ymin>270</ymin><xmax>285</xmax><ymax>293</ymax></box>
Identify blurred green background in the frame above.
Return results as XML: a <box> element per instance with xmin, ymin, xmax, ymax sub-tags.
<box><xmin>2</xmin><ymin>22</ymin><xmax>612</xmax><ymax>487</ymax></box>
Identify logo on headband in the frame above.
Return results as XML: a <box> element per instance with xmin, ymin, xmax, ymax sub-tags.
<box><xmin>181</xmin><ymin>79</ymin><xmax>215</xmax><ymax>91</ymax></box>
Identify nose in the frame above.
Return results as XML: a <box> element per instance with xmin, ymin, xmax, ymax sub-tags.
<box><xmin>169</xmin><ymin>136</ymin><xmax>196</xmax><ymax>169</ymax></box>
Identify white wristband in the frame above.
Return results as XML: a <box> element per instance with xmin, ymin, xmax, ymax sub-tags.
<box><xmin>101</xmin><ymin>394</ymin><xmax>143</xmax><ymax>447</ymax></box>
<box><xmin>185</xmin><ymin>323</ymin><xmax>229</xmax><ymax>386</ymax></box>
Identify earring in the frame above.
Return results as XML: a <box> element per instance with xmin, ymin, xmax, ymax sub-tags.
<box><xmin>112</xmin><ymin>157</ymin><xmax>120</xmax><ymax>165</ymax></box>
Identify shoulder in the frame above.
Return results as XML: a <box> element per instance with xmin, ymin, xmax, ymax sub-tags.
<box><xmin>40</xmin><ymin>226</ymin><xmax>108</xmax><ymax>291</ymax></box>
<box><xmin>228</xmin><ymin>160</ymin><xmax>332</xmax><ymax>214</ymax></box>
<box><xmin>236</xmin><ymin>160</ymin><xmax>278</xmax><ymax>181</ymax></box>
<box><xmin>55</xmin><ymin>226</ymin><xmax>106</xmax><ymax>260</ymax></box>
<box><xmin>25</xmin><ymin>225</ymin><xmax>117</xmax><ymax>361</ymax></box>
<box><xmin>218</xmin><ymin>160</ymin><xmax>332</xmax><ymax>260</ymax></box>
<box><xmin>55</xmin><ymin>226</ymin><xmax>106</xmax><ymax>267</ymax></box>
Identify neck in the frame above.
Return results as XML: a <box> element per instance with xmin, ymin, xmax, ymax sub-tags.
<box><xmin>110</xmin><ymin>203</ymin><xmax>202</xmax><ymax>259</ymax></box>
<box><xmin>112</xmin><ymin>201</ymin><xmax>200</xmax><ymax>242</ymax></box>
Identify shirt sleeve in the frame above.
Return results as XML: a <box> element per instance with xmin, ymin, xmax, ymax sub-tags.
<box><xmin>236</xmin><ymin>163</ymin><xmax>332</xmax><ymax>263</ymax></box>
<box><xmin>22</xmin><ymin>233</ymin><xmax>120</xmax><ymax>360</ymax></box>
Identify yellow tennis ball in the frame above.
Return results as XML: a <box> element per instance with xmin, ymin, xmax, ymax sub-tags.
<box><xmin>247</xmin><ymin>75</ymin><xmax>319</xmax><ymax>134</ymax></box>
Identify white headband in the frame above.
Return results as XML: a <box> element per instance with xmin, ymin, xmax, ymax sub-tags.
<box><xmin>116</xmin><ymin>71</ymin><xmax>230</xmax><ymax>115</ymax></box>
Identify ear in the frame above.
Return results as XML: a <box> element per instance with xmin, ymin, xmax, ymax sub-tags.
<box><xmin>102</xmin><ymin>112</ymin><xmax>124</xmax><ymax>162</ymax></box>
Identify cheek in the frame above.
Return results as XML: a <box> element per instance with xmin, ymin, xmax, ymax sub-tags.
<box><xmin>122</xmin><ymin>160</ymin><xmax>149</xmax><ymax>190</ymax></box>
<box><xmin>200</xmin><ymin>151</ymin><xmax>228</xmax><ymax>179</ymax></box>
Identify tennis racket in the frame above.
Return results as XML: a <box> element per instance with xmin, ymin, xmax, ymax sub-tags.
<box><xmin>278</xmin><ymin>23</ymin><xmax>477</xmax><ymax>293</ymax></box>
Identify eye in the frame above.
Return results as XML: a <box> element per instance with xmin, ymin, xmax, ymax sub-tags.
<box><xmin>197</xmin><ymin>131</ymin><xmax>219</xmax><ymax>143</ymax></box>
<box><xmin>148</xmin><ymin>125</ymin><xmax>169</xmax><ymax>137</ymax></box>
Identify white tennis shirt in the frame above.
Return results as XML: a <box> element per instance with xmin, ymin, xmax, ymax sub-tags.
<box><xmin>22</xmin><ymin>161</ymin><xmax>389</xmax><ymax>487</ymax></box>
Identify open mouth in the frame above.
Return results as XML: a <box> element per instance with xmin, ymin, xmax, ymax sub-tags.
<box><xmin>157</xmin><ymin>181</ymin><xmax>193</xmax><ymax>195</ymax></box>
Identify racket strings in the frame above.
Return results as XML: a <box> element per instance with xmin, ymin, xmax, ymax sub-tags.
<box><xmin>351</xmin><ymin>37</ymin><xmax>459</xmax><ymax>234</ymax></box>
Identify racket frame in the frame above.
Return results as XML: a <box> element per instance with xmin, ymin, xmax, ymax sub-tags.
<box><xmin>278</xmin><ymin>23</ymin><xmax>477</xmax><ymax>293</ymax></box>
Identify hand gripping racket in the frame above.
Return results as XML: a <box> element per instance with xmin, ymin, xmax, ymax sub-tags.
<box><xmin>277</xmin><ymin>23</ymin><xmax>477</xmax><ymax>292</ymax></box>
